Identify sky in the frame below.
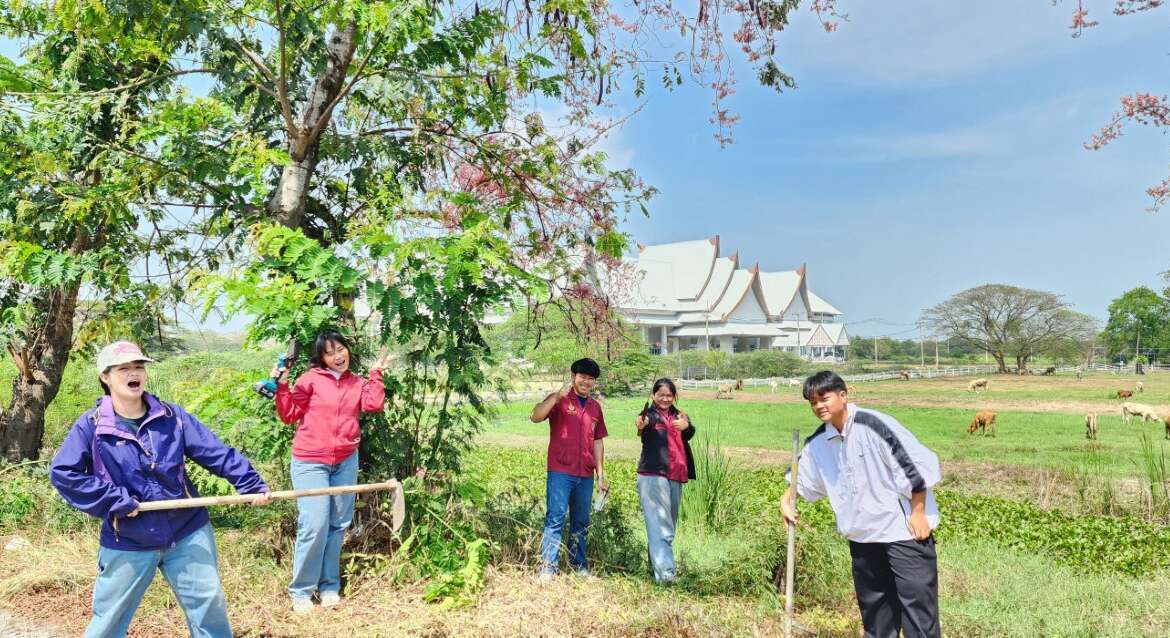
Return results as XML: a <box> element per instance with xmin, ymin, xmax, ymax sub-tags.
<box><xmin>3</xmin><ymin>2</ymin><xmax>1168</xmax><ymax>338</ymax></box>
<box><xmin>602</xmin><ymin>1</ymin><xmax>1170</xmax><ymax>337</ymax></box>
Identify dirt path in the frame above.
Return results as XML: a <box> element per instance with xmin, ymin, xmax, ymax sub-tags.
<box><xmin>0</xmin><ymin>610</ymin><xmax>61</xmax><ymax>638</ymax></box>
<box><xmin>478</xmin><ymin>431</ymin><xmax>794</xmax><ymax>467</ymax></box>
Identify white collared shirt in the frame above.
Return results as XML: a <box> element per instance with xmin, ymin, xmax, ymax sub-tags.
<box><xmin>788</xmin><ymin>404</ymin><xmax>941</xmax><ymax>543</ymax></box>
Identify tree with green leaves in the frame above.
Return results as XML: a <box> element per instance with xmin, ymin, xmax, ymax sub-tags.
<box><xmin>0</xmin><ymin>4</ymin><xmax>208</xmax><ymax>460</ymax></box>
<box><xmin>1101</xmin><ymin>286</ymin><xmax>1170</xmax><ymax>361</ymax></box>
<box><xmin>2</xmin><ymin>0</ymin><xmax>825</xmax><ymax>469</ymax></box>
<box><xmin>921</xmin><ymin>284</ymin><xmax>1098</xmax><ymax>373</ymax></box>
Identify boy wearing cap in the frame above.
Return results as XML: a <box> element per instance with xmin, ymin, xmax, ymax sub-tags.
<box><xmin>50</xmin><ymin>341</ymin><xmax>271</xmax><ymax>638</ymax></box>
<box><xmin>780</xmin><ymin>370</ymin><xmax>942</xmax><ymax>638</ymax></box>
<box><xmin>530</xmin><ymin>357</ymin><xmax>608</xmax><ymax>580</ymax></box>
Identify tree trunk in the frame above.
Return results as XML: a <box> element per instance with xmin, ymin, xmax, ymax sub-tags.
<box><xmin>0</xmin><ymin>285</ymin><xmax>81</xmax><ymax>461</ymax></box>
<box><xmin>268</xmin><ymin>21</ymin><xmax>358</xmax><ymax>230</ymax></box>
<box><xmin>993</xmin><ymin>351</ymin><xmax>1007</xmax><ymax>373</ymax></box>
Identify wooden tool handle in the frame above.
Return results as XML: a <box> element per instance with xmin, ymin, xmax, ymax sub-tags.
<box><xmin>136</xmin><ymin>480</ymin><xmax>402</xmax><ymax>512</ymax></box>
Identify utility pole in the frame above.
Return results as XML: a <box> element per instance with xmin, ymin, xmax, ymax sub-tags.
<box><xmin>873</xmin><ymin>336</ymin><xmax>878</xmax><ymax>366</ymax></box>
<box><xmin>919</xmin><ymin>332</ymin><xmax>925</xmax><ymax>367</ymax></box>
<box><xmin>705</xmin><ymin>303</ymin><xmax>711</xmax><ymax>352</ymax></box>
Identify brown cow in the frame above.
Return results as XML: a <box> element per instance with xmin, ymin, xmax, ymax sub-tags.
<box><xmin>734</xmin><ymin>378</ymin><xmax>744</xmax><ymax>391</ymax></box>
<box><xmin>968</xmin><ymin>410</ymin><xmax>998</xmax><ymax>437</ymax></box>
<box><xmin>1117</xmin><ymin>389</ymin><xmax>1134</xmax><ymax>399</ymax></box>
<box><xmin>1085</xmin><ymin>412</ymin><xmax>1098</xmax><ymax>440</ymax></box>
<box><xmin>1041</xmin><ymin>366</ymin><xmax>1056</xmax><ymax>376</ymax></box>
<box><xmin>899</xmin><ymin>370</ymin><xmax>911</xmax><ymax>381</ymax></box>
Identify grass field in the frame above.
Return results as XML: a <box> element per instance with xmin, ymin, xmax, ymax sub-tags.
<box><xmin>3</xmin><ymin>358</ymin><xmax>1170</xmax><ymax>636</ymax></box>
<box><xmin>489</xmin><ymin>380</ymin><xmax>1170</xmax><ymax>479</ymax></box>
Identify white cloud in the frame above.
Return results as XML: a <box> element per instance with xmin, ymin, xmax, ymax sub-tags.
<box><xmin>781</xmin><ymin>0</ymin><xmax>1164</xmax><ymax>87</ymax></box>
<box><xmin>809</xmin><ymin>88</ymin><xmax>1122</xmax><ymax>164</ymax></box>
<box><xmin>832</xmin><ymin>129</ymin><xmax>1006</xmax><ymax>161</ymax></box>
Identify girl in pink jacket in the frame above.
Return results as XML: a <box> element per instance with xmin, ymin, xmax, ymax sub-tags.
<box><xmin>273</xmin><ymin>331</ymin><xmax>388</xmax><ymax>613</ymax></box>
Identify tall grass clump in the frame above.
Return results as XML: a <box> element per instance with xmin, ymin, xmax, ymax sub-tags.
<box><xmin>680</xmin><ymin>421</ymin><xmax>737</xmax><ymax>531</ymax></box>
<box><xmin>1070</xmin><ymin>444</ymin><xmax>1121</xmax><ymax>517</ymax></box>
<box><xmin>1137</xmin><ymin>432</ymin><xmax>1170</xmax><ymax>523</ymax></box>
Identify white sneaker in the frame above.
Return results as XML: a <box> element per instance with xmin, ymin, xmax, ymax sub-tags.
<box><xmin>291</xmin><ymin>597</ymin><xmax>314</xmax><ymax>614</ymax></box>
<box><xmin>320</xmin><ymin>591</ymin><xmax>341</xmax><ymax>608</ymax></box>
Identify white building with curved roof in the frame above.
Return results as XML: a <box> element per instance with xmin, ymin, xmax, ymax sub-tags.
<box><xmin>614</xmin><ymin>236</ymin><xmax>849</xmax><ymax>360</ymax></box>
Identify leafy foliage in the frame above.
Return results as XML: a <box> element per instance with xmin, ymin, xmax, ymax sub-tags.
<box><xmin>1101</xmin><ymin>286</ymin><xmax>1170</xmax><ymax>361</ymax></box>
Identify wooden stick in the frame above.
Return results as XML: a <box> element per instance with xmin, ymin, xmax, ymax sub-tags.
<box><xmin>136</xmin><ymin>480</ymin><xmax>402</xmax><ymax>512</ymax></box>
<box><xmin>785</xmin><ymin>428</ymin><xmax>800</xmax><ymax>638</ymax></box>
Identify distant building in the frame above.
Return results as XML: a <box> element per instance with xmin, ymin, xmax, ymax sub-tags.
<box><xmin>611</xmin><ymin>236</ymin><xmax>849</xmax><ymax>360</ymax></box>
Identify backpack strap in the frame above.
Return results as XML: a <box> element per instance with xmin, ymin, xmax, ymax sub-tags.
<box><xmin>85</xmin><ymin>400</ymin><xmax>111</xmax><ymax>484</ymax></box>
<box><xmin>167</xmin><ymin>402</ymin><xmax>195</xmax><ymax>498</ymax></box>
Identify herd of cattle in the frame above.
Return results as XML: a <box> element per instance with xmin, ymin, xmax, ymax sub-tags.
<box><xmin>961</xmin><ymin>377</ymin><xmax>1168</xmax><ymax>440</ymax></box>
<box><xmin>714</xmin><ymin>371</ymin><xmax>1168</xmax><ymax>441</ymax></box>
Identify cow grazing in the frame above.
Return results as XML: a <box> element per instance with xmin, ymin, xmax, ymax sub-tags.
<box><xmin>900</xmin><ymin>370</ymin><xmax>911</xmax><ymax>381</ymax></box>
<box><xmin>787</xmin><ymin>378</ymin><xmax>801</xmax><ymax>388</ymax></box>
<box><xmin>1085</xmin><ymin>412</ymin><xmax>1098</xmax><ymax>440</ymax></box>
<box><xmin>1136</xmin><ymin>381</ymin><xmax>1144</xmax><ymax>393</ymax></box>
<box><xmin>1122</xmin><ymin>402</ymin><xmax>1161</xmax><ymax>425</ymax></box>
<box><xmin>847</xmin><ymin>384</ymin><xmax>857</xmax><ymax>394</ymax></box>
<box><xmin>715</xmin><ymin>384</ymin><xmax>734</xmax><ymax>399</ymax></box>
<box><xmin>1041</xmin><ymin>366</ymin><xmax>1056</xmax><ymax>376</ymax></box>
<box><xmin>968</xmin><ymin>411</ymin><xmax>998</xmax><ymax>437</ymax></box>
<box><xmin>968</xmin><ymin>378</ymin><xmax>989</xmax><ymax>392</ymax></box>
<box><xmin>1117</xmin><ymin>389</ymin><xmax>1134</xmax><ymax>399</ymax></box>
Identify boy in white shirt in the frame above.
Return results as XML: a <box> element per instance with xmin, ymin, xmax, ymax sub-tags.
<box><xmin>780</xmin><ymin>371</ymin><xmax>942</xmax><ymax>638</ymax></box>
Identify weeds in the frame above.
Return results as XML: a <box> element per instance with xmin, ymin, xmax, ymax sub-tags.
<box><xmin>680</xmin><ymin>419</ymin><xmax>738</xmax><ymax>531</ymax></box>
<box><xmin>1137</xmin><ymin>432</ymin><xmax>1170</xmax><ymax>523</ymax></box>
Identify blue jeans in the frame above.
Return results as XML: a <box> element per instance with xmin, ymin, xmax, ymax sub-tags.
<box><xmin>86</xmin><ymin>522</ymin><xmax>231</xmax><ymax>638</ymax></box>
<box><xmin>289</xmin><ymin>451</ymin><xmax>358</xmax><ymax>600</ymax></box>
<box><xmin>637</xmin><ymin>475</ymin><xmax>683</xmax><ymax>583</ymax></box>
<box><xmin>540</xmin><ymin>471</ymin><xmax>593</xmax><ymax>573</ymax></box>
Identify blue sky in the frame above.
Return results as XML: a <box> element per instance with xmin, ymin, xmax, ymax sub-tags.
<box><xmin>4</xmin><ymin>2</ymin><xmax>1168</xmax><ymax>337</ymax></box>
<box><xmin>604</xmin><ymin>1</ymin><xmax>1170</xmax><ymax>335</ymax></box>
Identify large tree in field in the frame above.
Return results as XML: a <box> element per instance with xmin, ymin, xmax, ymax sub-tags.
<box><xmin>1101</xmin><ymin>286</ymin><xmax>1170</xmax><ymax>360</ymax></box>
<box><xmin>921</xmin><ymin>284</ymin><xmax>1098</xmax><ymax>373</ymax></box>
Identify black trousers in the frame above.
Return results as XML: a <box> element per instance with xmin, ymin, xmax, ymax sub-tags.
<box><xmin>848</xmin><ymin>536</ymin><xmax>940</xmax><ymax>638</ymax></box>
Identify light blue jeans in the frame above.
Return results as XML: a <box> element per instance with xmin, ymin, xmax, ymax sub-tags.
<box><xmin>289</xmin><ymin>451</ymin><xmax>358</xmax><ymax>600</ymax></box>
<box><xmin>637</xmin><ymin>474</ymin><xmax>683</xmax><ymax>583</ymax></box>
<box><xmin>86</xmin><ymin>522</ymin><xmax>231</xmax><ymax>638</ymax></box>
<box><xmin>539</xmin><ymin>471</ymin><xmax>593</xmax><ymax>574</ymax></box>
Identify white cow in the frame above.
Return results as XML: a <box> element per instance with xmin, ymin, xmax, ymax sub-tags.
<box><xmin>1122</xmin><ymin>402</ymin><xmax>1161</xmax><ymax>425</ymax></box>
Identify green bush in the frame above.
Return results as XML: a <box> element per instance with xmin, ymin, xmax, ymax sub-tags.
<box><xmin>654</xmin><ymin>349</ymin><xmax>807</xmax><ymax>380</ymax></box>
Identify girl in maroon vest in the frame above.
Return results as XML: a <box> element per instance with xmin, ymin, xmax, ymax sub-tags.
<box><xmin>634</xmin><ymin>377</ymin><xmax>696</xmax><ymax>583</ymax></box>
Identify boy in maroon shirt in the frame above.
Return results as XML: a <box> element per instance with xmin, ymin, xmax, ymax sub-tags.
<box><xmin>530</xmin><ymin>358</ymin><xmax>608</xmax><ymax>579</ymax></box>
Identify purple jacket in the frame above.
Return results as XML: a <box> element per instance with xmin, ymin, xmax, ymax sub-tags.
<box><xmin>50</xmin><ymin>393</ymin><xmax>268</xmax><ymax>551</ymax></box>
